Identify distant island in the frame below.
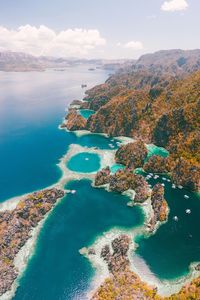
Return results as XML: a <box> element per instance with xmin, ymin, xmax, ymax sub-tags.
<box><xmin>0</xmin><ymin>51</ymin><xmax>131</xmax><ymax>72</ymax></box>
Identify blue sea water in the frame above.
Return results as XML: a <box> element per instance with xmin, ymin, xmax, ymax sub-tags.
<box><xmin>67</xmin><ymin>152</ymin><xmax>101</xmax><ymax>173</ymax></box>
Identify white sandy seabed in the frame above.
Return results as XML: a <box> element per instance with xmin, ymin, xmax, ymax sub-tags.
<box><xmin>0</xmin><ymin>130</ymin><xmax>200</xmax><ymax>299</ymax></box>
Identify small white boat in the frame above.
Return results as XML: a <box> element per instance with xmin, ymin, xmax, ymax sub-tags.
<box><xmin>172</xmin><ymin>184</ymin><xmax>176</xmax><ymax>189</ymax></box>
<box><xmin>186</xmin><ymin>209</ymin><xmax>191</xmax><ymax>214</ymax></box>
<box><xmin>162</xmin><ymin>177</ymin><xmax>166</xmax><ymax>181</ymax></box>
<box><xmin>71</xmin><ymin>190</ymin><xmax>76</xmax><ymax>194</ymax></box>
<box><xmin>167</xmin><ymin>179</ymin><xmax>171</xmax><ymax>182</ymax></box>
<box><xmin>161</xmin><ymin>183</ymin><xmax>165</xmax><ymax>187</ymax></box>
<box><xmin>109</xmin><ymin>143</ymin><xmax>115</xmax><ymax>148</ymax></box>
<box><xmin>178</xmin><ymin>185</ymin><xmax>183</xmax><ymax>189</ymax></box>
<box><xmin>184</xmin><ymin>195</ymin><xmax>189</xmax><ymax>199</ymax></box>
<box><xmin>85</xmin><ymin>158</ymin><xmax>89</xmax><ymax>161</ymax></box>
<box><xmin>173</xmin><ymin>216</ymin><xmax>179</xmax><ymax>221</ymax></box>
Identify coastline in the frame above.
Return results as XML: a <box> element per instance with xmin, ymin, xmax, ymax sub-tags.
<box><xmin>0</xmin><ymin>212</ymin><xmax>51</xmax><ymax>300</ymax></box>
<box><xmin>60</xmin><ymin>126</ymin><xmax>200</xmax><ymax>298</ymax></box>
<box><xmin>1</xmin><ymin>110</ymin><xmax>199</xmax><ymax>299</ymax></box>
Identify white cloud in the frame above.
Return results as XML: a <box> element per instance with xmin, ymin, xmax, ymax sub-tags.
<box><xmin>161</xmin><ymin>0</ymin><xmax>188</xmax><ymax>12</ymax></box>
<box><xmin>123</xmin><ymin>41</ymin><xmax>144</xmax><ymax>50</ymax></box>
<box><xmin>0</xmin><ymin>25</ymin><xmax>106</xmax><ymax>57</ymax></box>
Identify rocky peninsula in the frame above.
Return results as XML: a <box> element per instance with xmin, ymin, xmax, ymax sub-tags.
<box><xmin>0</xmin><ymin>188</ymin><xmax>64</xmax><ymax>297</ymax></box>
<box><xmin>88</xmin><ymin>234</ymin><xmax>200</xmax><ymax>300</ymax></box>
<box><xmin>61</xmin><ymin>109</ymin><xmax>87</xmax><ymax>131</ymax></box>
<box><xmin>90</xmin><ymin>234</ymin><xmax>161</xmax><ymax>300</ymax></box>
<box><xmin>115</xmin><ymin>140</ymin><xmax>148</xmax><ymax>168</ymax></box>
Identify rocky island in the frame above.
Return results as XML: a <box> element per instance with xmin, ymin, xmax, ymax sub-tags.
<box><xmin>61</xmin><ymin>109</ymin><xmax>87</xmax><ymax>131</ymax></box>
<box><xmin>0</xmin><ymin>188</ymin><xmax>64</xmax><ymax>297</ymax></box>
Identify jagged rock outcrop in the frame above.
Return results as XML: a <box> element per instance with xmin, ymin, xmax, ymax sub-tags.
<box><xmin>68</xmin><ymin>100</ymin><xmax>89</xmax><ymax>110</ymax></box>
<box><xmin>62</xmin><ymin>110</ymin><xmax>87</xmax><ymax>131</ymax></box>
<box><xmin>148</xmin><ymin>184</ymin><xmax>168</xmax><ymax>232</ymax></box>
<box><xmin>143</xmin><ymin>155</ymin><xmax>172</xmax><ymax>174</ymax></box>
<box><xmin>0</xmin><ymin>188</ymin><xmax>64</xmax><ymax>296</ymax></box>
<box><xmin>92</xmin><ymin>235</ymin><xmax>161</xmax><ymax>300</ymax></box>
<box><xmin>94</xmin><ymin>168</ymin><xmax>150</xmax><ymax>202</ymax></box>
<box><xmin>171</xmin><ymin>158</ymin><xmax>200</xmax><ymax>191</ymax></box>
<box><xmin>94</xmin><ymin>167</ymin><xmax>111</xmax><ymax>186</ymax></box>
<box><xmin>115</xmin><ymin>140</ymin><xmax>148</xmax><ymax>168</ymax></box>
<box><xmin>100</xmin><ymin>235</ymin><xmax>130</xmax><ymax>274</ymax></box>
<box><xmin>132</xmin><ymin>175</ymin><xmax>151</xmax><ymax>203</ymax></box>
<box><xmin>168</xmin><ymin>276</ymin><xmax>200</xmax><ymax>300</ymax></box>
<box><xmin>70</xmin><ymin>99</ymin><xmax>84</xmax><ymax>107</ymax></box>
<box><xmin>109</xmin><ymin>169</ymin><xmax>135</xmax><ymax>193</ymax></box>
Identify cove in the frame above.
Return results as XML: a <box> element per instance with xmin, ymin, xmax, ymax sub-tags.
<box><xmin>79</xmin><ymin>109</ymin><xmax>95</xmax><ymax>119</ymax></box>
<box><xmin>146</xmin><ymin>144</ymin><xmax>169</xmax><ymax>160</ymax></box>
<box><xmin>67</xmin><ymin>152</ymin><xmax>101</xmax><ymax>173</ymax></box>
<box><xmin>14</xmin><ymin>179</ymin><xmax>144</xmax><ymax>300</ymax></box>
<box><xmin>77</xmin><ymin>133</ymin><xmax>119</xmax><ymax>150</ymax></box>
<box><xmin>135</xmin><ymin>173</ymin><xmax>200</xmax><ymax>280</ymax></box>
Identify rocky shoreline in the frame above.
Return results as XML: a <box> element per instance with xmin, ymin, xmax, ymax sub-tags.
<box><xmin>0</xmin><ymin>188</ymin><xmax>64</xmax><ymax>297</ymax></box>
<box><xmin>83</xmin><ymin>234</ymin><xmax>161</xmax><ymax>300</ymax></box>
<box><xmin>62</xmin><ymin>98</ymin><xmax>200</xmax><ymax>299</ymax></box>
<box><xmin>63</xmin><ymin>101</ymin><xmax>200</xmax><ymax>193</ymax></box>
<box><xmin>82</xmin><ymin>233</ymin><xmax>200</xmax><ymax>300</ymax></box>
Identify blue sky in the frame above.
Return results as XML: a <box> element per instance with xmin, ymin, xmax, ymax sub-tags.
<box><xmin>0</xmin><ymin>0</ymin><xmax>199</xmax><ymax>58</ymax></box>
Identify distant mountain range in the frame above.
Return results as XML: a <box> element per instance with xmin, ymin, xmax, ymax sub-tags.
<box><xmin>0</xmin><ymin>51</ymin><xmax>131</xmax><ymax>72</ymax></box>
<box><xmin>2</xmin><ymin>49</ymin><xmax>200</xmax><ymax>73</ymax></box>
<box><xmin>132</xmin><ymin>49</ymin><xmax>200</xmax><ymax>75</ymax></box>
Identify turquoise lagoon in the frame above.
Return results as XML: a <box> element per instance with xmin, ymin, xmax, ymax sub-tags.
<box><xmin>67</xmin><ymin>152</ymin><xmax>101</xmax><ymax>173</ymax></box>
<box><xmin>146</xmin><ymin>144</ymin><xmax>169</xmax><ymax>160</ymax></box>
<box><xmin>0</xmin><ymin>66</ymin><xmax>199</xmax><ymax>299</ymax></box>
<box><xmin>79</xmin><ymin>109</ymin><xmax>95</xmax><ymax>119</ymax></box>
